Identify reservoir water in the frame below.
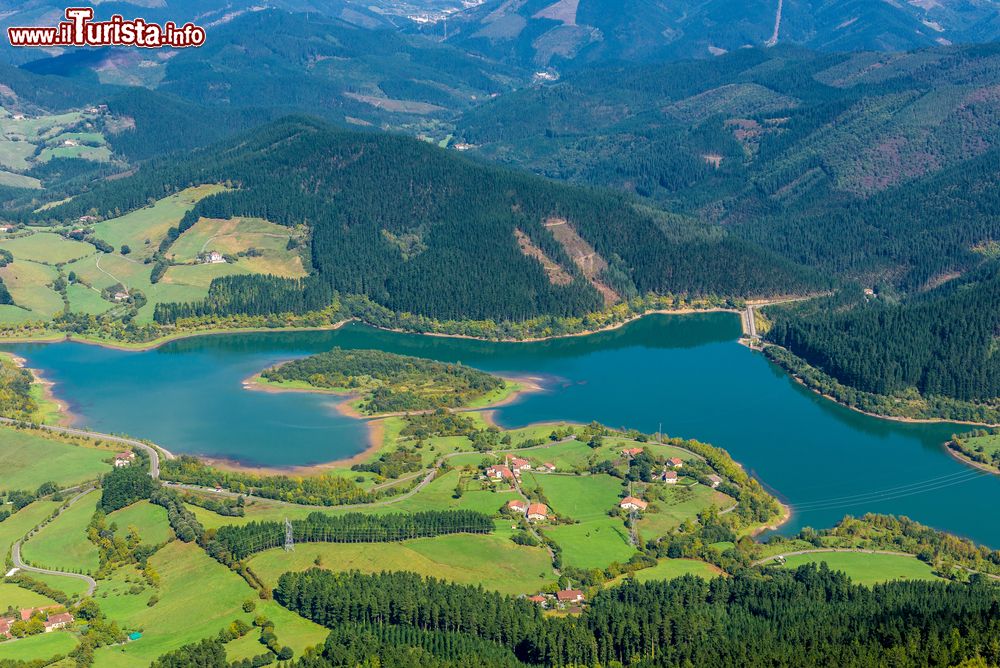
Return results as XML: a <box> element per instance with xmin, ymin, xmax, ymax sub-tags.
<box><xmin>5</xmin><ymin>313</ymin><xmax>997</xmax><ymax>546</ymax></box>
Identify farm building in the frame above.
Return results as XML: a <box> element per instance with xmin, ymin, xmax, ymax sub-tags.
<box><xmin>509</xmin><ymin>457</ymin><xmax>531</xmax><ymax>471</ymax></box>
<box><xmin>507</xmin><ymin>499</ymin><xmax>528</xmax><ymax>514</ymax></box>
<box><xmin>667</xmin><ymin>457</ymin><xmax>684</xmax><ymax>468</ymax></box>
<box><xmin>43</xmin><ymin>613</ymin><xmax>73</xmax><ymax>632</ymax></box>
<box><xmin>621</xmin><ymin>447</ymin><xmax>644</xmax><ymax>457</ymax></box>
<box><xmin>486</xmin><ymin>465</ymin><xmax>514</xmax><ymax>481</ymax></box>
<box><xmin>540</xmin><ymin>462</ymin><xmax>556</xmax><ymax>472</ymax></box>
<box><xmin>114</xmin><ymin>451</ymin><xmax>136</xmax><ymax>467</ymax></box>
<box><xmin>707</xmin><ymin>474</ymin><xmax>723</xmax><ymax>488</ymax></box>
<box><xmin>620</xmin><ymin>496</ymin><xmax>648</xmax><ymax>511</ymax></box>
<box><xmin>661</xmin><ymin>470</ymin><xmax>678</xmax><ymax>484</ymax></box>
<box><xmin>201</xmin><ymin>250</ymin><xmax>226</xmax><ymax>264</ymax></box>
<box><xmin>527</xmin><ymin>503</ymin><xmax>548</xmax><ymax>521</ymax></box>
<box><xmin>556</xmin><ymin>589</ymin><xmax>584</xmax><ymax>603</ymax></box>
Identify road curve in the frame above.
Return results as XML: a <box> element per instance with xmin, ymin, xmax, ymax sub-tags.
<box><xmin>10</xmin><ymin>487</ymin><xmax>99</xmax><ymax>597</ymax></box>
<box><xmin>0</xmin><ymin>417</ymin><xmax>169</xmax><ymax>479</ymax></box>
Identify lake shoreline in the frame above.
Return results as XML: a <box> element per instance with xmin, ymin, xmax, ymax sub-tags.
<box><xmin>0</xmin><ymin>307</ymin><xmax>739</xmax><ymax>353</ymax></box>
<box><xmin>208</xmin><ymin>373</ymin><xmax>544</xmax><ymax>475</ymax></box>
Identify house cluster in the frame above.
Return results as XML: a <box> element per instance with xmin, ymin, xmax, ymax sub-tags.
<box><xmin>526</xmin><ymin>589</ymin><xmax>585</xmax><ymax>610</ymax></box>
<box><xmin>0</xmin><ymin>607</ymin><xmax>74</xmax><ymax>638</ymax></box>
<box><xmin>485</xmin><ymin>457</ymin><xmax>556</xmax><ymax>484</ymax></box>
<box><xmin>506</xmin><ymin>499</ymin><xmax>549</xmax><ymax>522</ymax></box>
<box><xmin>114</xmin><ymin>450</ymin><xmax>136</xmax><ymax>468</ymax></box>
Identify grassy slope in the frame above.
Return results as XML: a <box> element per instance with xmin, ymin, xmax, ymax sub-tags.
<box><xmin>91</xmin><ymin>185</ymin><xmax>226</xmax><ymax>262</ymax></box>
<box><xmin>0</xmin><ymin>260</ymin><xmax>61</xmax><ymax>322</ymax></box>
<box><xmin>107</xmin><ymin>501</ymin><xmax>173</xmax><ymax>545</ymax></box>
<box><xmin>92</xmin><ymin>541</ymin><xmax>326</xmax><ymax>667</ymax></box>
<box><xmin>0</xmin><ymin>581</ymin><xmax>59</xmax><ymax>609</ymax></box>
<box><xmin>20</xmin><ymin>490</ymin><xmax>100</xmax><ymax>574</ymax></box>
<box><xmin>0</xmin><ymin>631</ymin><xmax>76</xmax><ymax>662</ymax></box>
<box><xmin>779</xmin><ymin>552</ymin><xmax>943</xmax><ymax>586</ymax></box>
<box><xmin>0</xmin><ymin>498</ymin><xmax>63</xmax><ymax>564</ymax></box>
<box><xmin>525</xmin><ymin>472</ymin><xmax>635</xmax><ymax>569</ymax></box>
<box><xmin>632</xmin><ymin>558</ymin><xmax>722</xmax><ymax>582</ymax></box>
<box><xmin>0</xmin><ymin>427</ymin><xmax>111</xmax><ymax>492</ymax></box>
<box><xmin>250</xmin><ymin>532</ymin><xmax>552</xmax><ymax>597</ymax></box>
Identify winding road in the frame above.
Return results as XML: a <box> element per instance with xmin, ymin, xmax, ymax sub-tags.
<box><xmin>10</xmin><ymin>487</ymin><xmax>99</xmax><ymax>597</ymax></box>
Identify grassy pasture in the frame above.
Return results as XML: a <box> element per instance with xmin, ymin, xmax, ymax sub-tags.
<box><xmin>0</xmin><ymin>261</ymin><xmax>61</xmax><ymax>321</ymax></box>
<box><xmin>65</xmin><ymin>282</ymin><xmax>112</xmax><ymax>315</ymax></box>
<box><xmin>0</xmin><ymin>498</ymin><xmax>63</xmax><ymax>564</ymax></box>
<box><xmin>107</xmin><ymin>502</ymin><xmax>172</xmax><ymax>545</ymax></box>
<box><xmin>92</xmin><ymin>541</ymin><xmax>326</xmax><ymax>667</ymax></box>
<box><xmin>0</xmin><ymin>172</ymin><xmax>41</xmax><ymax>189</ymax></box>
<box><xmin>38</xmin><ymin>145</ymin><xmax>111</xmax><ymax>163</ymax></box>
<box><xmin>636</xmin><ymin>484</ymin><xmax>733</xmax><ymax>540</ymax></box>
<box><xmin>92</xmin><ymin>185</ymin><xmax>226</xmax><ymax>262</ymax></box>
<box><xmin>17</xmin><ymin>572</ymin><xmax>90</xmax><ymax>599</ymax></box>
<box><xmin>0</xmin><ymin>581</ymin><xmax>59</xmax><ymax>609</ymax></box>
<box><xmin>524</xmin><ymin>472</ymin><xmax>635</xmax><ymax>569</ymax></box>
<box><xmin>632</xmin><ymin>558</ymin><xmax>722</xmax><ymax>582</ymax></box>
<box><xmin>0</xmin><ymin>631</ymin><xmax>76</xmax><ymax>662</ymax></box>
<box><xmin>249</xmin><ymin>532</ymin><xmax>553</xmax><ymax>596</ymax></box>
<box><xmin>0</xmin><ymin>426</ymin><xmax>111</xmax><ymax>492</ymax></box>
<box><xmin>0</xmin><ymin>233</ymin><xmax>93</xmax><ymax>265</ymax></box>
<box><xmin>778</xmin><ymin>552</ymin><xmax>942</xmax><ymax>586</ymax></box>
<box><xmin>0</xmin><ymin>139</ymin><xmax>36</xmax><ymax>171</ymax></box>
<box><xmin>20</xmin><ymin>490</ymin><xmax>100</xmax><ymax>574</ymax></box>
<box><xmin>169</xmin><ymin>216</ymin><xmax>305</xmax><ymax>279</ymax></box>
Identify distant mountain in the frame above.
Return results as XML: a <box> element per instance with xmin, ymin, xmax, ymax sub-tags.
<box><xmin>441</xmin><ymin>0</ymin><xmax>1000</xmax><ymax>68</ymax></box>
<box><xmin>455</xmin><ymin>43</ymin><xmax>1000</xmax><ymax>290</ymax></box>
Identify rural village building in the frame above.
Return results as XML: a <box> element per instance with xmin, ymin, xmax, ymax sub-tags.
<box><xmin>707</xmin><ymin>474</ymin><xmax>723</xmax><ymax>488</ymax></box>
<box><xmin>509</xmin><ymin>457</ymin><xmax>531</xmax><ymax>471</ymax></box>
<box><xmin>667</xmin><ymin>457</ymin><xmax>684</xmax><ymax>468</ymax></box>
<box><xmin>526</xmin><ymin>503</ymin><xmax>548</xmax><ymax>521</ymax></box>
<box><xmin>114</xmin><ymin>451</ymin><xmax>136</xmax><ymax>467</ymax></box>
<box><xmin>202</xmin><ymin>250</ymin><xmax>226</xmax><ymax>264</ymax></box>
<box><xmin>620</xmin><ymin>496</ymin><xmax>648</xmax><ymax>511</ymax></box>
<box><xmin>0</xmin><ymin>607</ymin><xmax>74</xmax><ymax>637</ymax></box>
<box><xmin>486</xmin><ymin>465</ymin><xmax>514</xmax><ymax>481</ymax></box>
<box><xmin>661</xmin><ymin>470</ymin><xmax>678</xmax><ymax>484</ymax></box>
<box><xmin>44</xmin><ymin>613</ymin><xmax>73</xmax><ymax>632</ymax></box>
<box><xmin>540</xmin><ymin>462</ymin><xmax>556</xmax><ymax>472</ymax></box>
<box><xmin>621</xmin><ymin>447</ymin><xmax>644</xmax><ymax>457</ymax></box>
<box><xmin>507</xmin><ymin>499</ymin><xmax>528</xmax><ymax>514</ymax></box>
<box><xmin>556</xmin><ymin>589</ymin><xmax>584</xmax><ymax>604</ymax></box>
<box><xmin>527</xmin><ymin>595</ymin><xmax>547</xmax><ymax>606</ymax></box>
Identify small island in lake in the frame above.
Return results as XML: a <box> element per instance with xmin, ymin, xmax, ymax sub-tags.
<box><xmin>249</xmin><ymin>347</ymin><xmax>522</xmax><ymax>416</ymax></box>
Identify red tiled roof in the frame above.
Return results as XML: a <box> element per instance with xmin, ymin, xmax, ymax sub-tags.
<box><xmin>622</xmin><ymin>447</ymin><xmax>643</xmax><ymax>456</ymax></box>
<box><xmin>620</xmin><ymin>496</ymin><xmax>648</xmax><ymax>510</ymax></box>
<box><xmin>663</xmin><ymin>470</ymin><xmax>678</xmax><ymax>480</ymax></box>
<box><xmin>668</xmin><ymin>457</ymin><xmax>684</xmax><ymax>466</ymax></box>
<box><xmin>507</xmin><ymin>499</ymin><xmax>527</xmax><ymax>510</ymax></box>
<box><xmin>527</xmin><ymin>595</ymin><xmax>547</xmax><ymax>603</ymax></box>
<box><xmin>44</xmin><ymin>613</ymin><xmax>73</xmax><ymax>626</ymax></box>
<box><xmin>527</xmin><ymin>503</ymin><xmax>548</xmax><ymax>517</ymax></box>
<box><xmin>556</xmin><ymin>589</ymin><xmax>584</xmax><ymax>602</ymax></box>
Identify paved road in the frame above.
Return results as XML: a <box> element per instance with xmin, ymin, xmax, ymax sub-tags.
<box><xmin>0</xmin><ymin>417</ymin><xmax>169</xmax><ymax>479</ymax></box>
<box><xmin>11</xmin><ymin>488</ymin><xmax>98</xmax><ymax>597</ymax></box>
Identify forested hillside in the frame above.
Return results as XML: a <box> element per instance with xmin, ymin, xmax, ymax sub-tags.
<box><xmin>263</xmin><ymin>567</ymin><xmax>1000</xmax><ymax>667</ymax></box>
<box><xmin>443</xmin><ymin>0</ymin><xmax>1000</xmax><ymax>68</ymax></box>
<box><xmin>35</xmin><ymin>117</ymin><xmax>825</xmax><ymax>322</ymax></box>
<box><xmin>457</xmin><ymin>44</ymin><xmax>1000</xmax><ymax>291</ymax></box>
<box><xmin>766</xmin><ymin>262</ymin><xmax>1000</xmax><ymax>411</ymax></box>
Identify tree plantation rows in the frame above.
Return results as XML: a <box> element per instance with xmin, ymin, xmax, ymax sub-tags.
<box><xmin>212</xmin><ymin>510</ymin><xmax>494</xmax><ymax>561</ymax></box>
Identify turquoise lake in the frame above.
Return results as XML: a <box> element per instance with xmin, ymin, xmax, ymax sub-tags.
<box><xmin>5</xmin><ymin>313</ymin><xmax>997</xmax><ymax>545</ymax></box>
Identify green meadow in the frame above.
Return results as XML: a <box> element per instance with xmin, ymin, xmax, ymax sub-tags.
<box><xmin>0</xmin><ymin>582</ymin><xmax>59</xmax><ymax>609</ymax></box>
<box><xmin>0</xmin><ymin>427</ymin><xmax>111</xmax><ymax>492</ymax></box>
<box><xmin>92</xmin><ymin>541</ymin><xmax>326</xmax><ymax>668</ymax></box>
<box><xmin>249</xmin><ymin>532</ymin><xmax>552</xmax><ymax>596</ymax></box>
<box><xmin>20</xmin><ymin>490</ymin><xmax>101</xmax><ymax>575</ymax></box>
<box><xmin>107</xmin><ymin>501</ymin><xmax>173</xmax><ymax>545</ymax></box>
<box><xmin>631</xmin><ymin>558</ymin><xmax>722</xmax><ymax>582</ymax></box>
<box><xmin>778</xmin><ymin>552</ymin><xmax>943</xmax><ymax>586</ymax></box>
<box><xmin>0</xmin><ymin>233</ymin><xmax>93</xmax><ymax>265</ymax></box>
<box><xmin>0</xmin><ymin>630</ymin><xmax>76</xmax><ymax>663</ymax></box>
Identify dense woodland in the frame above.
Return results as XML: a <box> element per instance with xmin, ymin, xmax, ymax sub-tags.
<box><xmin>0</xmin><ymin>355</ymin><xmax>37</xmax><ymax>420</ymax></box>
<box><xmin>267</xmin><ymin>568</ymin><xmax>1000</xmax><ymax>667</ymax></box>
<box><xmin>35</xmin><ymin>117</ymin><xmax>825</xmax><ymax>323</ymax></box>
<box><xmin>261</xmin><ymin>348</ymin><xmax>505</xmax><ymax>414</ymax></box>
<box><xmin>766</xmin><ymin>264</ymin><xmax>1000</xmax><ymax>407</ymax></box>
